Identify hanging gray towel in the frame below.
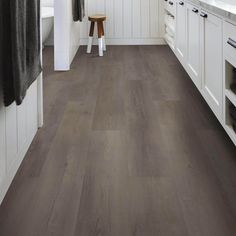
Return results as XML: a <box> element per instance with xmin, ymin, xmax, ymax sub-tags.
<box><xmin>0</xmin><ymin>0</ymin><xmax>15</xmax><ymax>106</ymax></box>
<box><xmin>0</xmin><ymin>0</ymin><xmax>42</xmax><ymax>106</ymax></box>
<box><xmin>73</xmin><ymin>0</ymin><xmax>85</xmax><ymax>22</ymax></box>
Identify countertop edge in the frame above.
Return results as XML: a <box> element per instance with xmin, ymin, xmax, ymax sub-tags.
<box><xmin>185</xmin><ymin>0</ymin><xmax>236</xmax><ymax>23</ymax></box>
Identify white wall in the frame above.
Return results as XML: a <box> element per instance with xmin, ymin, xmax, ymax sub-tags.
<box><xmin>42</xmin><ymin>0</ymin><xmax>54</xmax><ymax>7</ymax></box>
<box><xmin>41</xmin><ymin>0</ymin><xmax>54</xmax><ymax>46</ymax></box>
<box><xmin>80</xmin><ymin>0</ymin><xmax>165</xmax><ymax>45</ymax></box>
<box><xmin>54</xmin><ymin>0</ymin><xmax>80</xmax><ymax>71</ymax></box>
<box><xmin>54</xmin><ymin>0</ymin><xmax>163</xmax><ymax>70</ymax></box>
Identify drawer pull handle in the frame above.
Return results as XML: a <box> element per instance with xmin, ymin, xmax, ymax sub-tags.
<box><xmin>169</xmin><ymin>1</ymin><xmax>174</xmax><ymax>5</ymax></box>
<box><xmin>192</xmin><ymin>8</ymin><xmax>198</xmax><ymax>13</ymax></box>
<box><xmin>227</xmin><ymin>38</ymin><xmax>236</xmax><ymax>49</ymax></box>
<box><xmin>200</xmin><ymin>12</ymin><xmax>208</xmax><ymax>18</ymax></box>
<box><xmin>164</xmin><ymin>0</ymin><xmax>168</xmax><ymax>2</ymax></box>
<box><xmin>179</xmin><ymin>1</ymin><xmax>184</xmax><ymax>5</ymax></box>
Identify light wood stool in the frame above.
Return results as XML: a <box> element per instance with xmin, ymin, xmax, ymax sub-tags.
<box><xmin>87</xmin><ymin>14</ymin><xmax>106</xmax><ymax>57</ymax></box>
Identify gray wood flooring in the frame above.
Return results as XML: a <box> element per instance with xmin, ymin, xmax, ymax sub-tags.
<box><xmin>0</xmin><ymin>46</ymin><xmax>236</xmax><ymax>236</ymax></box>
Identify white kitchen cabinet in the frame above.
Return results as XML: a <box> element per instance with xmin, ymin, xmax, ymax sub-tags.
<box><xmin>176</xmin><ymin>0</ymin><xmax>186</xmax><ymax>63</ymax></box>
<box><xmin>0</xmin><ymin>79</ymin><xmax>40</xmax><ymax>204</ymax></box>
<box><xmin>172</xmin><ymin>1</ymin><xmax>236</xmax><ymax>144</ymax></box>
<box><xmin>0</xmin><ymin>90</ymin><xmax>6</xmax><ymax>186</ymax></box>
<box><xmin>186</xmin><ymin>3</ymin><xmax>201</xmax><ymax>88</ymax></box>
<box><xmin>223</xmin><ymin>21</ymin><xmax>236</xmax><ymax>145</ymax></box>
<box><xmin>166</xmin><ymin>0</ymin><xmax>176</xmax><ymax>17</ymax></box>
<box><xmin>200</xmin><ymin>11</ymin><xmax>223</xmax><ymax>119</ymax></box>
<box><xmin>176</xmin><ymin>3</ymin><xmax>223</xmax><ymax>118</ymax></box>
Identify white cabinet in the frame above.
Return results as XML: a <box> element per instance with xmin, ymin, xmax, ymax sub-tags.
<box><xmin>177</xmin><ymin>3</ymin><xmax>223</xmax><ymax>118</ymax></box>
<box><xmin>223</xmin><ymin>21</ymin><xmax>236</xmax><ymax>145</ymax></box>
<box><xmin>164</xmin><ymin>0</ymin><xmax>176</xmax><ymax>50</ymax></box>
<box><xmin>176</xmin><ymin>1</ymin><xmax>186</xmax><ymax>63</ymax></box>
<box><xmin>0</xmin><ymin>79</ymin><xmax>40</xmax><ymax>204</ymax></box>
<box><xmin>173</xmin><ymin>1</ymin><xmax>235</xmax><ymax>144</ymax></box>
<box><xmin>186</xmin><ymin>3</ymin><xmax>201</xmax><ymax>88</ymax></box>
<box><xmin>166</xmin><ymin>0</ymin><xmax>176</xmax><ymax>17</ymax></box>
<box><xmin>0</xmin><ymin>92</ymin><xmax>6</xmax><ymax>186</ymax></box>
<box><xmin>200</xmin><ymin>11</ymin><xmax>223</xmax><ymax>119</ymax></box>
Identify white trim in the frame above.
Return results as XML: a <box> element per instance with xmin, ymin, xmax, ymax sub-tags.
<box><xmin>37</xmin><ymin>74</ymin><xmax>44</xmax><ymax>128</ymax></box>
<box><xmin>38</xmin><ymin>6</ymin><xmax>44</xmax><ymax>128</ymax></box>
<box><xmin>80</xmin><ymin>38</ymin><xmax>166</xmax><ymax>46</ymax></box>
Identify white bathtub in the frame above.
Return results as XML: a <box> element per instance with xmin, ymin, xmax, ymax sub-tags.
<box><xmin>42</xmin><ymin>7</ymin><xmax>54</xmax><ymax>44</ymax></box>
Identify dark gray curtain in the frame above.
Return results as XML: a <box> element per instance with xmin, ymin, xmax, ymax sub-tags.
<box><xmin>0</xmin><ymin>0</ymin><xmax>42</xmax><ymax>106</ymax></box>
<box><xmin>73</xmin><ymin>0</ymin><xmax>85</xmax><ymax>22</ymax></box>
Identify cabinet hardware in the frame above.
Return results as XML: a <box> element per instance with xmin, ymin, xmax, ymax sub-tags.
<box><xmin>192</xmin><ymin>8</ymin><xmax>198</xmax><ymax>13</ymax></box>
<box><xmin>169</xmin><ymin>1</ymin><xmax>174</xmax><ymax>5</ymax></box>
<box><xmin>164</xmin><ymin>0</ymin><xmax>168</xmax><ymax>2</ymax></box>
<box><xmin>227</xmin><ymin>38</ymin><xmax>236</xmax><ymax>49</ymax></box>
<box><xmin>200</xmin><ymin>12</ymin><xmax>208</xmax><ymax>18</ymax></box>
<box><xmin>179</xmin><ymin>1</ymin><xmax>184</xmax><ymax>5</ymax></box>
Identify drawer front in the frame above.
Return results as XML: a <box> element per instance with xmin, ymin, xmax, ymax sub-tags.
<box><xmin>164</xmin><ymin>0</ymin><xmax>168</xmax><ymax>10</ymax></box>
<box><xmin>224</xmin><ymin>21</ymin><xmax>236</xmax><ymax>60</ymax></box>
<box><xmin>166</xmin><ymin>0</ymin><xmax>176</xmax><ymax>16</ymax></box>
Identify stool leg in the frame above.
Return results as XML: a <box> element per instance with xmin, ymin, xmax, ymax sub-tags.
<box><xmin>87</xmin><ymin>37</ymin><xmax>93</xmax><ymax>54</ymax></box>
<box><xmin>87</xmin><ymin>21</ymin><xmax>95</xmax><ymax>54</ymax></box>
<box><xmin>101</xmin><ymin>22</ymin><xmax>106</xmax><ymax>51</ymax></box>
<box><xmin>97</xmin><ymin>22</ymin><xmax>103</xmax><ymax>57</ymax></box>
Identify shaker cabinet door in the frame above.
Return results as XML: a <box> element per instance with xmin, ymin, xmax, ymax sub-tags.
<box><xmin>186</xmin><ymin>3</ymin><xmax>201</xmax><ymax>88</ymax></box>
<box><xmin>176</xmin><ymin>0</ymin><xmax>186</xmax><ymax>63</ymax></box>
<box><xmin>201</xmin><ymin>11</ymin><xmax>223</xmax><ymax>119</ymax></box>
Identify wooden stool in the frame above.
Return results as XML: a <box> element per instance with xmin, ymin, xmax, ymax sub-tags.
<box><xmin>87</xmin><ymin>14</ymin><xmax>106</xmax><ymax>57</ymax></box>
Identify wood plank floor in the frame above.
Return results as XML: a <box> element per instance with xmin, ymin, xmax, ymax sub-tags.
<box><xmin>0</xmin><ymin>46</ymin><xmax>236</xmax><ymax>236</ymax></box>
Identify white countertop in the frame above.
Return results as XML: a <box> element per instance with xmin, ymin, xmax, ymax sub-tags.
<box><xmin>187</xmin><ymin>0</ymin><xmax>236</xmax><ymax>22</ymax></box>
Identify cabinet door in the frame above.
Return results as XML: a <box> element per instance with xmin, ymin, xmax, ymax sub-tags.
<box><xmin>201</xmin><ymin>11</ymin><xmax>223</xmax><ymax>119</ymax></box>
<box><xmin>176</xmin><ymin>1</ymin><xmax>186</xmax><ymax>63</ymax></box>
<box><xmin>186</xmin><ymin>3</ymin><xmax>201</xmax><ymax>88</ymax></box>
<box><xmin>0</xmin><ymin>90</ymin><xmax>6</xmax><ymax>186</ymax></box>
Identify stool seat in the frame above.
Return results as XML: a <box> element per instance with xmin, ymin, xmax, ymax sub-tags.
<box><xmin>88</xmin><ymin>14</ymin><xmax>106</xmax><ymax>22</ymax></box>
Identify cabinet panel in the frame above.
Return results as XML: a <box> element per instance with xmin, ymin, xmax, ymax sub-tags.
<box><xmin>186</xmin><ymin>3</ymin><xmax>201</xmax><ymax>88</ymax></box>
<box><xmin>26</xmin><ymin>81</ymin><xmax>38</xmax><ymax>142</ymax></box>
<box><xmin>17</xmin><ymin>100</ymin><xmax>27</xmax><ymax>150</ymax></box>
<box><xmin>223</xmin><ymin>21</ymin><xmax>236</xmax><ymax>61</ymax></box>
<box><xmin>166</xmin><ymin>0</ymin><xmax>176</xmax><ymax>17</ymax></box>
<box><xmin>201</xmin><ymin>11</ymin><xmax>223</xmax><ymax>118</ymax></box>
<box><xmin>0</xmin><ymin>91</ymin><xmax>6</xmax><ymax>185</ymax></box>
<box><xmin>0</xmin><ymin>79</ymin><xmax>39</xmax><ymax>204</ymax></box>
<box><xmin>176</xmin><ymin>0</ymin><xmax>186</xmax><ymax>63</ymax></box>
<box><xmin>5</xmin><ymin>104</ymin><xmax>18</xmax><ymax>172</ymax></box>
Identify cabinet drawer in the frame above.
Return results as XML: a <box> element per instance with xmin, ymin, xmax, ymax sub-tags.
<box><xmin>224</xmin><ymin>21</ymin><xmax>236</xmax><ymax>60</ymax></box>
<box><xmin>164</xmin><ymin>0</ymin><xmax>168</xmax><ymax>10</ymax></box>
<box><xmin>165</xmin><ymin>0</ymin><xmax>176</xmax><ymax>16</ymax></box>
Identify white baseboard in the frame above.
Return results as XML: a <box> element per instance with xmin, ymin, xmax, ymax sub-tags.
<box><xmin>80</xmin><ymin>38</ymin><xmax>166</xmax><ymax>46</ymax></box>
